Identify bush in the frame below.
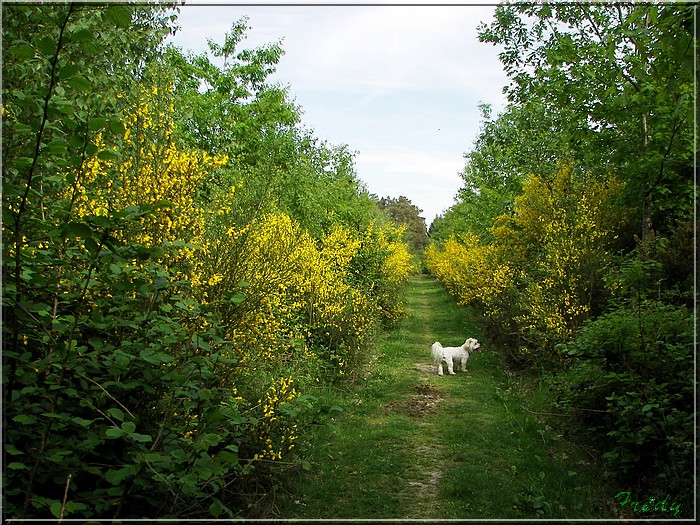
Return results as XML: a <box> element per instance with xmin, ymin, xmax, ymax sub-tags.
<box><xmin>3</xmin><ymin>73</ymin><xmax>413</xmax><ymax>520</ymax></box>
<box><xmin>555</xmin><ymin>290</ymin><xmax>693</xmax><ymax>504</ymax></box>
<box><xmin>426</xmin><ymin>164</ymin><xmax>624</xmax><ymax>366</ymax></box>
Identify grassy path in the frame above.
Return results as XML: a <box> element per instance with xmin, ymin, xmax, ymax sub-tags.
<box><xmin>276</xmin><ymin>274</ymin><xmax>615</xmax><ymax>519</ymax></box>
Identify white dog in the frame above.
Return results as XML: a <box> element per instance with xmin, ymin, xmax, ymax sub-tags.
<box><xmin>431</xmin><ymin>338</ymin><xmax>482</xmax><ymax>376</ymax></box>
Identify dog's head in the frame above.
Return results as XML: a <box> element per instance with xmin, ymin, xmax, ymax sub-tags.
<box><xmin>464</xmin><ymin>338</ymin><xmax>482</xmax><ymax>352</ymax></box>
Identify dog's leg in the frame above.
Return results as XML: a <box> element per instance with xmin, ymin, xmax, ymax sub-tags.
<box><xmin>437</xmin><ymin>362</ymin><xmax>444</xmax><ymax>376</ymax></box>
<box><xmin>460</xmin><ymin>356</ymin><xmax>468</xmax><ymax>372</ymax></box>
<box><xmin>447</xmin><ymin>357</ymin><xmax>456</xmax><ymax>375</ymax></box>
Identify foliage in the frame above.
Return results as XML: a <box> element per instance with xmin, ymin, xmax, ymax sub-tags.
<box><xmin>427</xmin><ymin>164</ymin><xmax>625</xmax><ymax>359</ymax></box>
<box><xmin>376</xmin><ymin>195</ymin><xmax>428</xmax><ymax>253</ymax></box>
<box><xmin>2</xmin><ymin>5</ymin><xmax>413</xmax><ymax>519</ymax></box>
<box><xmin>428</xmin><ymin>2</ymin><xmax>695</xmax><ymax>510</ymax></box>
<box><xmin>477</xmin><ymin>2</ymin><xmax>694</xmax><ymax>239</ymax></box>
<box><xmin>556</xmin><ymin>293</ymin><xmax>693</xmax><ymax>504</ymax></box>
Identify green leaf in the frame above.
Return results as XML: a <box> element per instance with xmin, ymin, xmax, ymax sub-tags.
<box><xmin>121</xmin><ymin>421</ymin><xmax>136</xmax><ymax>434</ymax></box>
<box><xmin>66</xmin><ymin>76</ymin><xmax>93</xmax><ymax>92</ymax></box>
<box><xmin>217</xmin><ymin>450</ymin><xmax>239</xmax><ymax>465</ymax></box>
<box><xmin>84</xmin><ymin>236</ymin><xmax>99</xmax><ymax>255</ymax></box>
<box><xmin>209</xmin><ymin>501</ymin><xmax>223</xmax><ymax>518</ymax></box>
<box><xmin>49</xmin><ymin>500</ymin><xmax>63</xmax><ymax>518</ymax></box>
<box><xmin>108</xmin><ymin>119</ymin><xmax>126</xmax><ymax>135</ymax></box>
<box><xmin>129</xmin><ymin>432</ymin><xmax>152</xmax><ymax>443</ymax></box>
<box><xmin>105</xmin><ymin>5</ymin><xmax>132</xmax><ymax>28</ymax></box>
<box><xmin>7</xmin><ymin>462</ymin><xmax>30</xmax><ymax>470</ymax></box>
<box><xmin>9</xmin><ymin>44</ymin><xmax>35</xmax><ymax>60</ymax></box>
<box><xmin>88</xmin><ymin>117</ymin><xmax>107</xmax><ymax>131</ymax></box>
<box><xmin>105</xmin><ymin>465</ymin><xmax>138</xmax><ymax>485</ymax></box>
<box><xmin>5</xmin><ymin>444</ymin><xmax>22</xmax><ymax>455</ymax></box>
<box><xmin>105</xmin><ymin>426</ymin><xmax>126</xmax><ymax>439</ymax></box>
<box><xmin>36</xmin><ymin>35</ymin><xmax>56</xmax><ymax>56</ymax></box>
<box><xmin>140</xmin><ymin>348</ymin><xmax>173</xmax><ymax>365</ymax></box>
<box><xmin>68</xmin><ymin>28</ymin><xmax>93</xmax><ymax>42</ymax></box>
<box><xmin>71</xmin><ymin>417</ymin><xmax>95</xmax><ymax>428</ymax></box>
<box><xmin>68</xmin><ymin>134</ymin><xmax>85</xmax><ymax>148</ymax></box>
<box><xmin>63</xmin><ymin>220</ymin><xmax>94</xmax><ymax>239</ymax></box>
<box><xmin>106</xmin><ymin>407</ymin><xmax>125</xmax><ymax>422</ymax></box>
<box><xmin>96</xmin><ymin>149</ymin><xmax>119</xmax><ymax>161</ymax></box>
<box><xmin>13</xmin><ymin>414</ymin><xmax>38</xmax><ymax>425</ymax></box>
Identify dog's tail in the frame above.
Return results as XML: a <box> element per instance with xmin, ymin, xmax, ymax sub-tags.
<box><xmin>431</xmin><ymin>342</ymin><xmax>443</xmax><ymax>363</ymax></box>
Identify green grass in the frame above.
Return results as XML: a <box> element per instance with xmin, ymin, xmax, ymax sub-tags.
<box><xmin>275</xmin><ymin>275</ymin><xmax>617</xmax><ymax>519</ymax></box>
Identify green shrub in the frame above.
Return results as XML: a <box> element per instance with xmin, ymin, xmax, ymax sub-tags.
<box><xmin>557</xmin><ymin>300</ymin><xmax>693</xmax><ymax>503</ymax></box>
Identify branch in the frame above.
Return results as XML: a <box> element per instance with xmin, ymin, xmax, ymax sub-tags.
<box><xmin>74</xmin><ymin>371</ymin><xmax>135</xmax><ymax>420</ymax></box>
<box><xmin>581</xmin><ymin>7</ymin><xmax>642</xmax><ymax>93</ymax></box>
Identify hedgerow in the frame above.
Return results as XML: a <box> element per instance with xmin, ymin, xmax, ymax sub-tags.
<box><xmin>2</xmin><ymin>4</ymin><xmax>413</xmax><ymax>518</ymax></box>
<box><xmin>426</xmin><ymin>165</ymin><xmax>693</xmax><ymax>505</ymax></box>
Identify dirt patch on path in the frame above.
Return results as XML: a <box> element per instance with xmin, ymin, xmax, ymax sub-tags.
<box><xmin>387</xmin><ymin>384</ymin><xmax>443</xmax><ymax>418</ymax></box>
<box><xmin>414</xmin><ymin>362</ymin><xmax>435</xmax><ymax>375</ymax></box>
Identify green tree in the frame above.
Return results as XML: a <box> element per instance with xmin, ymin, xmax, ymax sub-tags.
<box><xmin>164</xmin><ymin>22</ymin><xmax>379</xmax><ymax>239</ymax></box>
<box><xmin>478</xmin><ymin>3</ymin><xmax>694</xmax><ymax>238</ymax></box>
<box><xmin>376</xmin><ymin>195</ymin><xmax>428</xmax><ymax>252</ymax></box>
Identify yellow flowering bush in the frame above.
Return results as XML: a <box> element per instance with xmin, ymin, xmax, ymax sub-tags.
<box><xmin>69</xmin><ymin>86</ymin><xmax>228</xmax><ymax>287</ymax></box>
<box><xmin>252</xmin><ymin>377</ymin><xmax>300</xmax><ymax>461</ymax></box>
<box><xmin>189</xmin><ymin>210</ymin><xmax>412</xmax><ymax>462</ymax></box>
<box><xmin>427</xmin><ymin>164</ymin><xmax>625</xmax><ymax>358</ymax></box>
<box><xmin>344</xmin><ymin>221</ymin><xmax>414</xmax><ymax>323</ymax></box>
<box><xmin>425</xmin><ymin>233</ymin><xmax>513</xmax><ymax>318</ymax></box>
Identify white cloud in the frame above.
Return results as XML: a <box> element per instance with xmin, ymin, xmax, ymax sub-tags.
<box><xmin>355</xmin><ymin>145</ymin><xmax>465</xmax><ymax>222</ymax></box>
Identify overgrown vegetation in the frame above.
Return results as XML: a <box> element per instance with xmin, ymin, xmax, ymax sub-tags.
<box><xmin>2</xmin><ymin>4</ymin><xmax>413</xmax><ymax>518</ymax></box>
<box><xmin>426</xmin><ymin>2</ymin><xmax>694</xmax><ymax>512</ymax></box>
<box><xmin>276</xmin><ymin>276</ymin><xmax>615</xmax><ymax>519</ymax></box>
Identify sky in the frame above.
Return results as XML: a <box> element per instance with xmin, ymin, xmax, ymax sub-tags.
<box><xmin>167</xmin><ymin>1</ymin><xmax>510</xmax><ymax>225</ymax></box>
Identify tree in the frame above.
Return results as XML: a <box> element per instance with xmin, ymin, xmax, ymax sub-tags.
<box><xmin>376</xmin><ymin>195</ymin><xmax>428</xmax><ymax>252</ymax></box>
<box><xmin>478</xmin><ymin>3</ymin><xmax>695</xmax><ymax>239</ymax></box>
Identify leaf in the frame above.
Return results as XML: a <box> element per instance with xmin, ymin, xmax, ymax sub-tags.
<box><xmin>129</xmin><ymin>432</ymin><xmax>152</xmax><ymax>443</ymax></box>
<box><xmin>62</xmin><ymin>220</ymin><xmax>93</xmax><ymax>240</ymax></box>
<box><xmin>108</xmin><ymin>119</ymin><xmax>126</xmax><ymax>135</ymax></box>
<box><xmin>105</xmin><ymin>465</ymin><xmax>138</xmax><ymax>485</ymax></box>
<box><xmin>96</xmin><ymin>149</ymin><xmax>119</xmax><ymax>160</ymax></box>
<box><xmin>88</xmin><ymin>117</ymin><xmax>107</xmax><ymax>131</ymax></box>
<box><xmin>217</xmin><ymin>450</ymin><xmax>239</xmax><ymax>465</ymax></box>
<box><xmin>71</xmin><ymin>417</ymin><xmax>95</xmax><ymax>428</ymax></box>
<box><xmin>13</xmin><ymin>414</ymin><xmax>37</xmax><ymax>425</ymax></box>
<box><xmin>66</xmin><ymin>76</ymin><xmax>93</xmax><ymax>93</ymax></box>
<box><xmin>8</xmin><ymin>44</ymin><xmax>35</xmax><ymax>60</ymax></box>
<box><xmin>121</xmin><ymin>421</ymin><xmax>136</xmax><ymax>434</ymax></box>
<box><xmin>106</xmin><ymin>407</ymin><xmax>125</xmax><ymax>422</ymax></box>
<box><xmin>49</xmin><ymin>500</ymin><xmax>63</xmax><ymax>518</ymax></box>
<box><xmin>84</xmin><ymin>236</ymin><xmax>99</xmax><ymax>255</ymax></box>
<box><xmin>7</xmin><ymin>462</ymin><xmax>30</xmax><ymax>470</ymax></box>
<box><xmin>105</xmin><ymin>5</ymin><xmax>132</xmax><ymax>28</ymax></box>
<box><xmin>80</xmin><ymin>41</ymin><xmax>101</xmax><ymax>55</ymax></box>
<box><xmin>36</xmin><ymin>35</ymin><xmax>56</xmax><ymax>56</ymax></box>
<box><xmin>105</xmin><ymin>426</ymin><xmax>126</xmax><ymax>439</ymax></box>
<box><xmin>139</xmin><ymin>348</ymin><xmax>173</xmax><ymax>365</ymax></box>
<box><xmin>68</xmin><ymin>28</ymin><xmax>93</xmax><ymax>42</ymax></box>
<box><xmin>5</xmin><ymin>444</ymin><xmax>22</xmax><ymax>455</ymax></box>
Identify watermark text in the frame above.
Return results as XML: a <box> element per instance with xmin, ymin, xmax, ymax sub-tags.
<box><xmin>615</xmin><ymin>491</ymin><xmax>682</xmax><ymax>517</ymax></box>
